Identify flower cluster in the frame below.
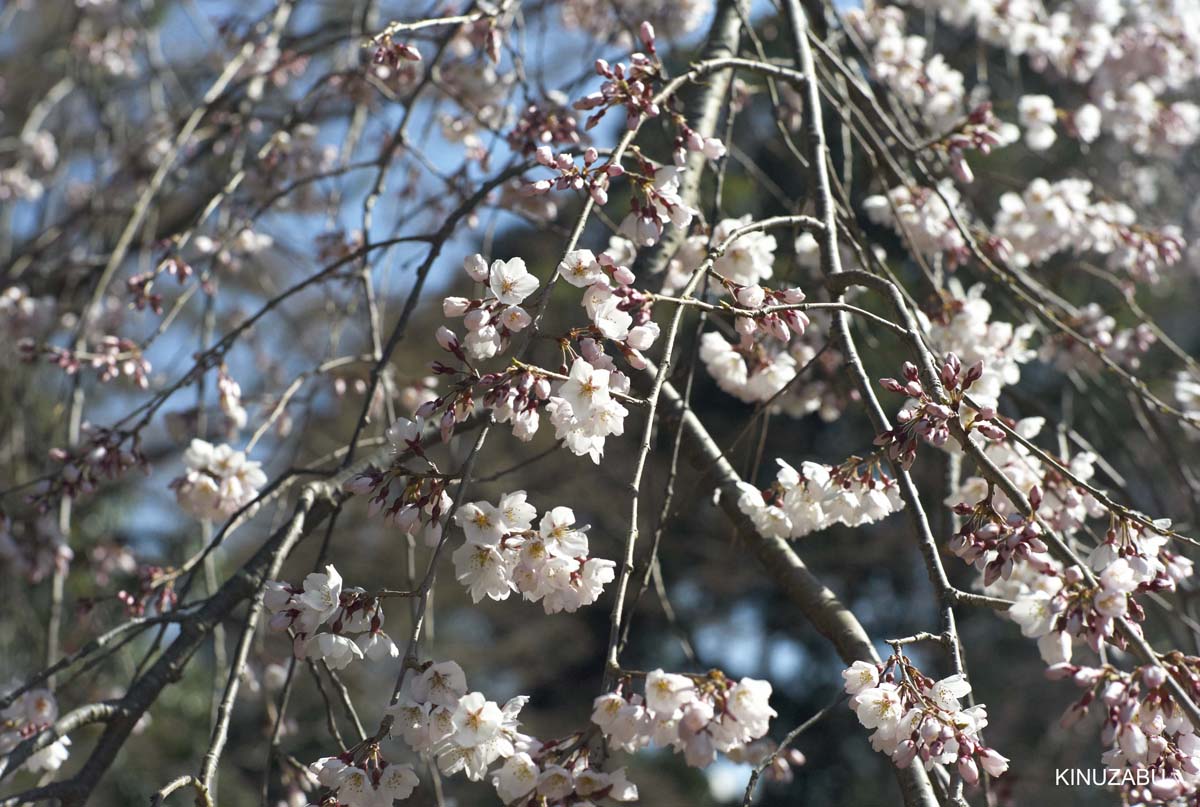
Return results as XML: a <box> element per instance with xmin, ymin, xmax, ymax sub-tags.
<box><xmin>0</xmin><ymin>131</ymin><xmax>59</xmax><ymax>203</ymax></box>
<box><xmin>949</xmin><ymin>416</ymin><xmax>1102</xmax><ymax>537</ymax></box>
<box><xmin>699</xmin><ymin>330</ymin><xmax>797</xmax><ymax>405</ymax></box>
<box><xmin>698</xmin><ymin>308</ymin><xmax>844</xmax><ymax>420</ymax></box>
<box><xmin>921</xmin><ymin>279</ymin><xmax>1037</xmax><ymax>409</ymax></box>
<box><xmin>904</xmin><ymin>0</ymin><xmax>1200</xmax><ymax>154</ymax></box>
<box><xmin>617</xmin><ymin>161</ymin><xmax>697</xmax><ymax>248</ymax></box>
<box><xmin>557</xmin><ymin>247</ymin><xmax>661</xmax><ymax>363</ymax></box>
<box><xmin>1089</xmin><ymin>516</ymin><xmax>1193</xmax><ymax>591</ymax></box>
<box><xmin>673</xmin><ymin>120</ymin><xmax>727</xmax><ymax>166</ymax></box>
<box><xmin>441</xmin><ymin>254</ymin><xmax>540</xmax><ymax>361</ymax></box>
<box><xmin>545</xmin><ymin>355</ymin><xmax>631</xmax><ymax>463</ymax></box>
<box><xmin>737</xmin><ymin>456</ymin><xmax>904</xmax><ymax>541</ymax></box>
<box><xmin>170</xmin><ymin>439</ymin><xmax>267</xmax><ymax>522</ymax></box>
<box><xmin>724</xmin><ymin>284</ymin><xmax>809</xmax><ymax>343</ymax></box>
<box><xmin>493</xmin><ymin>749</ymin><xmax>638</xmax><ymax>806</ymax></box>
<box><xmin>127</xmin><ymin>254</ymin><xmax>192</xmax><ymax>314</ymax></box>
<box><xmin>0</xmin><ymin>286</ymin><xmax>56</xmax><ymax>350</ymax></box>
<box><xmin>592</xmin><ymin>669</ymin><xmax>776</xmax><ymax>768</ymax></box>
<box><xmin>876</xmin><ymin>354</ymin><xmax>1000</xmax><ymax>468</ymax></box>
<box><xmin>382</xmin><ymin>658</ymin><xmax>641</xmax><ymax>805</ymax></box>
<box><xmin>863</xmin><ymin>180</ymin><xmax>969</xmax><ymax>267</ymax></box>
<box><xmin>527</xmin><ymin>145</ymin><xmax>623</xmax><ymax>206</ymax></box>
<box><xmin>1104</xmin><ymin>83</ymin><xmax>1200</xmax><ymax>155</ymax></box>
<box><xmin>310</xmin><ymin>749</ymin><xmax>418</xmax><ymax>807</ymax></box>
<box><xmin>1017</xmin><ymin>94</ymin><xmax>1103</xmax><ymax>150</ymax></box>
<box><xmin>20</xmin><ymin>335</ymin><xmax>152</xmax><ymax>389</ymax></box>
<box><xmin>0</xmin><ymin>688</ymin><xmax>71</xmax><ymax>774</ymax></box>
<box><xmin>265</xmin><ymin>564</ymin><xmax>399</xmax><ymax>669</ymax></box>
<box><xmin>216</xmin><ymin>367</ymin><xmax>247</xmax><ymax>433</ymax></box>
<box><xmin>846</xmin><ymin>6</ymin><xmax>970</xmax><ymax>133</ymax></box>
<box><xmin>1047</xmin><ymin>657</ymin><xmax>1200</xmax><ymax>801</ymax></box>
<box><xmin>661</xmin><ymin>214</ymin><xmax>778</xmax><ymax>293</ymax></box>
<box><xmin>950</xmin><ymin>487</ymin><xmax>1055</xmax><ymax>587</ymax></box>
<box><xmin>574</xmin><ymin>23</ymin><xmax>661</xmax><ymax>130</ymax></box>
<box><xmin>370</xmin><ymin>34</ymin><xmax>422</xmax><ymax>69</ymax></box>
<box><xmin>1042</xmin><ymin>302</ymin><xmax>1157</xmax><ymax>372</ymax></box>
<box><xmin>944</xmin><ymin>404</ymin><xmax>1192</xmax><ymax>654</ymax></box>
<box><xmin>1017</xmin><ymin>94</ymin><xmax>1061</xmax><ymax>151</ymax></box>
<box><xmin>194</xmin><ymin>226</ymin><xmax>275</xmax><ymax>273</ymax></box>
<box><xmin>507</xmin><ymin>95</ymin><xmax>581</xmax><ymax>156</ymax></box>
<box><xmin>343</xmin><ymin>417</ymin><xmax>452</xmax><ymax>546</ymax></box>
<box><xmin>708</xmin><ymin>215</ymin><xmax>778</xmax><ymax>287</ymax></box>
<box><xmin>559</xmin><ymin>0</ymin><xmax>711</xmax><ymax>44</ymax></box>
<box><xmin>451</xmin><ymin>491</ymin><xmax>615</xmax><ymax>613</ymax></box>
<box><xmin>993</xmin><ymin>177</ymin><xmax>1185</xmax><ymax>283</ymax></box>
<box><xmin>843</xmin><ymin>656</ymin><xmax>1008</xmax><ymax>783</ymax></box>
<box><xmin>935</xmin><ymin>102</ymin><xmax>1017</xmax><ymax>183</ymax></box>
<box><xmin>30</xmin><ymin>427</ymin><xmax>146</xmax><ymax>511</ymax></box>
<box><xmin>429</xmin><ymin>293</ymin><xmax>634</xmax><ymax>461</ymax></box>
<box><xmin>1011</xmin><ymin>544</ymin><xmax>1191</xmax><ymax>661</ymax></box>
<box><xmin>384</xmin><ymin>660</ymin><xmax>528</xmax><ymax>781</ymax></box>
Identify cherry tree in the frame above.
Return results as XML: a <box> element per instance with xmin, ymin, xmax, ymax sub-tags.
<box><xmin>2</xmin><ymin>0</ymin><xmax>1200</xmax><ymax>805</ymax></box>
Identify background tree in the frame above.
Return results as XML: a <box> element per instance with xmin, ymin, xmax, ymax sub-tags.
<box><xmin>2</xmin><ymin>1</ymin><xmax>1200</xmax><ymax>806</ymax></box>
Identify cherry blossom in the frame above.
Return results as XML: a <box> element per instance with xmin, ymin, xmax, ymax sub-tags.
<box><xmin>6</xmin><ymin>3</ymin><xmax>1200</xmax><ymax>804</ymax></box>
<box><xmin>737</xmin><ymin>456</ymin><xmax>904</xmax><ymax>541</ymax></box>
<box><xmin>264</xmin><ymin>564</ymin><xmax>398</xmax><ymax>669</ymax></box>
<box><xmin>845</xmin><ymin>654</ymin><xmax>1008</xmax><ymax>783</ymax></box>
<box><xmin>0</xmin><ymin>689</ymin><xmax>71</xmax><ymax>774</ymax></box>
<box><xmin>451</xmin><ymin>492</ymin><xmax>615</xmax><ymax>613</ymax></box>
<box><xmin>170</xmin><ymin>439</ymin><xmax>267</xmax><ymax>522</ymax></box>
<box><xmin>593</xmin><ymin>669</ymin><xmax>775</xmax><ymax>768</ymax></box>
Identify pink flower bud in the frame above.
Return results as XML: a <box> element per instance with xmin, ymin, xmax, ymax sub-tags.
<box><xmin>734</xmin><ymin>285</ymin><xmax>765</xmax><ymax>308</ymax></box>
<box><xmin>639</xmin><ymin>21</ymin><xmax>656</xmax><ymax>49</ymax></box>
<box><xmin>765</xmin><ymin>315</ymin><xmax>789</xmax><ymax>342</ymax></box>
<box><xmin>442</xmin><ymin>296</ymin><xmax>470</xmax><ymax>317</ymax></box>
<box><xmin>436</xmin><ymin>326</ymin><xmax>459</xmax><ymax>351</ymax></box>
<box><xmin>892</xmin><ymin>740</ymin><xmax>917</xmax><ymax>768</ymax></box>
<box><xmin>612</xmin><ymin>265</ymin><xmax>635</xmax><ymax>285</ymax></box>
<box><xmin>463</xmin><ymin>254</ymin><xmax>489</xmax><ymax>282</ymax></box>
<box><xmin>976</xmin><ymin>748</ymin><xmax>1009</xmax><ymax>777</ymax></box>
<box><xmin>626</xmin><ymin>323</ymin><xmax>659</xmax><ymax>350</ymax></box>
<box><xmin>1151</xmin><ymin>777</ymin><xmax>1184</xmax><ymax>800</ymax></box>
<box><xmin>1143</xmin><ymin>665</ymin><xmax>1167</xmax><ymax>689</ymax></box>
<box><xmin>957</xmin><ymin>756</ymin><xmax>979</xmax><ymax>785</ymax></box>
<box><xmin>702</xmin><ymin>137</ymin><xmax>726</xmax><ymax>160</ymax></box>
<box><xmin>393</xmin><ymin>505</ymin><xmax>420</xmax><ymax>532</ymax></box>
<box><xmin>423</xmin><ymin>520</ymin><xmax>443</xmax><ymax>547</ymax></box>
<box><xmin>464</xmin><ymin>308</ymin><xmax>489</xmax><ymax>332</ymax></box>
